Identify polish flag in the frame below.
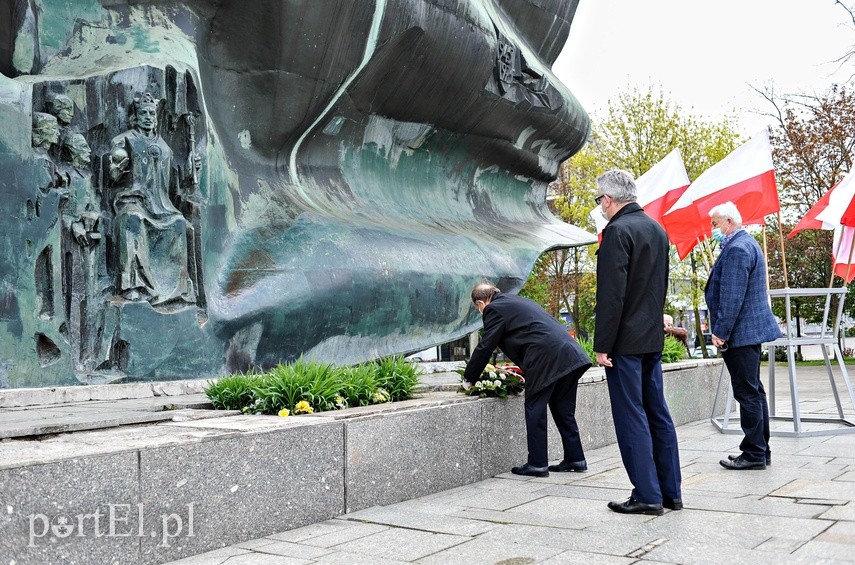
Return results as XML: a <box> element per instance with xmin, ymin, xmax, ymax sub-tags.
<box><xmin>587</xmin><ymin>149</ymin><xmax>690</xmax><ymax>243</ymax></box>
<box><xmin>832</xmin><ymin>225</ymin><xmax>855</xmax><ymax>283</ymax></box>
<box><xmin>789</xmin><ymin>172</ymin><xmax>855</xmax><ymax>238</ymax></box>
<box><xmin>637</xmin><ymin>148</ymin><xmax>691</xmax><ymax>229</ymax></box>
<box><xmin>787</xmin><ymin>184</ymin><xmax>837</xmax><ymax>238</ymax></box>
<box><xmin>662</xmin><ymin>129</ymin><xmax>779</xmax><ymax>259</ymax></box>
<box><xmin>788</xmin><ymin>169</ymin><xmax>855</xmax><ymax>281</ymax></box>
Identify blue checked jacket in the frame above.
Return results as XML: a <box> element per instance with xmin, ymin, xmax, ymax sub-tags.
<box><xmin>704</xmin><ymin>230</ymin><xmax>782</xmax><ymax>348</ymax></box>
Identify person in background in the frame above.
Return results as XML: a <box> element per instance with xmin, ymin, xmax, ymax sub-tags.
<box><xmin>705</xmin><ymin>202</ymin><xmax>782</xmax><ymax>470</ymax></box>
<box><xmin>594</xmin><ymin>169</ymin><xmax>682</xmax><ymax>516</ymax></box>
<box><xmin>664</xmin><ymin>314</ymin><xmax>690</xmax><ymax>353</ymax></box>
<box><xmin>464</xmin><ymin>283</ymin><xmax>592</xmax><ymax>478</ymax></box>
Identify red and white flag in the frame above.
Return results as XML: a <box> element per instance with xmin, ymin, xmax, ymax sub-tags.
<box><xmin>832</xmin><ymin>226</ymin><xmax>855</xmax><ymax>283</ymax></box>
<box><xmin>662</xmin><ymin>129</ymin><xmax>779</xmax><ymax>259</ymax></box>
<box><xmin>637</xmin><ymin>148</ymin><xmax>691</xmax><ymax>229</ymax></box>
<box><xmin>789</xmin><ymin>169</ymin><xmax>855</xmax><ymax>281</ymax></box>
<box><xmin>787</xmin><ymin>184</ymin><xmax>837</xmax><ymax>238</ymax></box>
<box><xmin>587</xmin><ymin>149</ymin><xmax>690</xmax><ymax>244</ymax></box>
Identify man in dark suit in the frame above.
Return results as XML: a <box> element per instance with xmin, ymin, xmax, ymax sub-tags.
<box><xmin>705</xmin><ymin>202</ymin><xmax>782</xmax><ymax>470</ymax></box>
<box><xmin>464</xmin><ymin>283</ymin><xmax>592</xmax><ymax>477</ymax></box>
<box><xmin>594</xmin><ymin>169</ymin><xmax>682</xmax><ymax>516</ymax></box>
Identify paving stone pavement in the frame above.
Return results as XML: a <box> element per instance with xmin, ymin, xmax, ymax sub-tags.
<box><xmin>165</xmin><ymin>365</ymin><xmax>855</xmax><ymax>565</ymax></box>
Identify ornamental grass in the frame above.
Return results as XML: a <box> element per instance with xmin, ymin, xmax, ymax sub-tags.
<box><xmin>205</xmin><ymin>356</ymin><xmax>421</xmax><ymax>416</ymax></box>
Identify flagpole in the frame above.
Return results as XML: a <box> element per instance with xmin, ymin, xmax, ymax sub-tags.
<box><xmin>844</xmin><ymin>227</ymin><xmax>855</xmax><ymax>285</ymax></box>
<box><xmin>695</xmin><ymin>238</ymin><xmax>711</xmax><ymax>271</ymax></box>
<box><xmin>775</xmin><ymin>211</ymin><xmax>789</xmax><ymax>288</ymax></box>
<box><xmin>762</xmin><ymin>225</ymin><xmax>770</xmax><ymax>290</ymax></box>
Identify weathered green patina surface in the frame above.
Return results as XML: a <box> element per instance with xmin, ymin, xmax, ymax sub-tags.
<box><xmin>0</xmin><ymin>0</ymin><xmax>592</xmax><ymax>387</ymax></box>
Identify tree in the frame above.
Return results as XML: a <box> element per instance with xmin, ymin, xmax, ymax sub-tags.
<box><xmin>521</xmin><ymin>145</ymin><xmax>601</xmax><ymax>337</ymax></box>
<box><xmin>522</xmin><ymin>87</ymin><xmax>742</xmax><ymax>351</ymax></box>
<box><xmin>592</xmin><ymin>87</ymin><xmax>741</xmax><ymax>356</ymax></box>
<box><xmin>757</xmin><ymin>83</ymin><xmax>855</xmax><ymax>338</ymax></box>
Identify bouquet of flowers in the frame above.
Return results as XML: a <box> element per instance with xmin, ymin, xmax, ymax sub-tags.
<box><xmin>456</xmin><ymin>363</ymin><xmax>525</xmax><ymax>398</ymax></box>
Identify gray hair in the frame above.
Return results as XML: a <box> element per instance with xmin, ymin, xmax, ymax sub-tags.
<box><xmin>596</xmin><ymin>169</ymin><xmax>637</xmax><ymax>203</ymax></box>
<box><xmin>471</xmin><ymin>282</ymin><xmax>500</xmax><ymax>304</ymax></box>
<box><xmin>708</xmin><ymin>201</ymin><xmax>743</xmax><ymax>227</ymax></box>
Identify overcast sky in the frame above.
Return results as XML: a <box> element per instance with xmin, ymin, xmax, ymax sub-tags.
<box><xmin>553</xmin><ymin>0</ymin><xmax>855</xmax><ymax>135</ymax></box>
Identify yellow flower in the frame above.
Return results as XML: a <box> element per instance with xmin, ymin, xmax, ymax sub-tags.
<box><xmin>278</xmin><ymin>408</ymin><xmax>290</xmax><ymax>417</ymax></box>
<box><xmin>294</xmin><ymin>400</ymin><xmax>314</xmax><ymax>414</ymax></box>
<box><xmin>371</xmin><ymin>388</ymin><xmax>391</xmax><ymax>403</ymax></box>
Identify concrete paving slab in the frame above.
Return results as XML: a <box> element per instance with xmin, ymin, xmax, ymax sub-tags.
<box><xmin>416</xmin><ymin>536</ymin><xmax>564</xmax><ymax>564</ymax></box>
<box><xmin>819</xmin><ymin>502</ymin><xmax>855</xmax><ymax>521</ymax></box>
<box><xmin>538</xmin><ymin>549</ymin><xmax>637</xmax><ymax>564</ymax></box>
<box><xmin>310</xmin><ymin>551</ymin><xmax>409</xmax><ymax>564</ymax></box>
<box><xmin>246</xmin><ymin>540</ymin><xmax>333</xmax><ymax>560</ymax></box>
<box><xmin>644</xmin><ymin>539</ymin><xmax>833</xmax><ymax>565</ymax></box>
<box><xmin>341</xmin><ymin>505</ymin><xmax>495</xmax><ymax>536</ymax></box>
<box><xmin>448</xmin><ymin>485</ymin><xmax>548</xmax><ymax>511</ymax></box>
<box><xmin>264</xmin><ymin>519</ymin><xmax>384</xmax><ymax>545</ymax></box>
<box><xmin>0</xmin><ymin>406</ymin><xmax>174</xmax><ymax>439</ymax></box>
<box><xmin>327</xmin><ymin>528</ymin><xmax>469</xmax><ymax>562</ymax></box>
<box><xmin>162</xmin><ymin>546</ymin><xmax>251</xmax><ymax>565</ymax></box>
<box><xmin>791</xmin><ymin>539</ymin><xmax>855</xmax><ymax>563</ymax></box>
<box><xmin>771</xmin><ymin>478</ymin><xmax>855</xmax><ymax>501</ymax></box>
<box><xmin>477</xmin><ymin>522</ymin><xmax>657</xmax><ymax>555</ymax></box>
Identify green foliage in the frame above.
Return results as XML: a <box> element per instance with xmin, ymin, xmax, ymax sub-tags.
<box><xmin>662</xmin><ymin>335</ymin><xmax>687</xmax><ymax>364</ymax></box>
<box><xmin>519</xmin><ymin>254</ymin><xmax>551</xmax><ymax>308</ymax></box>
<box><xmin>252</xmin><ymin>360</ymin><xmax>341</xmax><ymax>414</ymax></box>
<box><xmin>577</xmin><ymin>335</ymin><xmax>685</xmax><ymax>364</ymax></box>
<box><xmin>576</xmin><ymin>337</ymin><xmax>597</xmax><ymax>364</ymax></box>
<box><xmin>762</xmin><ymin>84</ymin><xmax>855</xmax><ymax>319</ymax></box>
<box><xmin>375</xmin><ymin>355</ymin><xmax>421</xmax><ymax>401</ymax></box>
<box><xmin>203</xmin><ymin>357</ymin><xmax>422</xmax><ymax>415</ymax></box>
<box><xmin>338</xmin><ymin>363</ymin><xmax>378</xmax><ymax>407</ymax></box>
<box><xmin>205</xmin><ymin>372</ymin><xmax>262</xmax><ymax>411</ymax></box>
<box><xmin>537</xmin><ymin>86</ymin><xmax>741</xmax><ymax>340</ymax></box>
<box><xmin>595</xmin><ymin>86</ymin><xmax>741</xmax><ymax>180</ymax></box>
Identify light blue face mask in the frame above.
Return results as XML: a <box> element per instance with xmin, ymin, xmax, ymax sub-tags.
<box><xmin>711</xmin><ymin>227</ymin><xmax>724</xmax><ymax>243</ymax></box>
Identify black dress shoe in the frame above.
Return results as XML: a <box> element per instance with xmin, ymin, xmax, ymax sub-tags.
<box><xmin>511</xmin><ymin>463</ymin><xmax>549</xmax><ymax>477</ymax></box>
<box><xmin>607</xmin><ymin>497</ymin><xmax>664</xmax><ymax>516</ymax></box>
<box><xmin>729</xmin><ymin>453</ymin><xmax>771</xmax><ymax>466</ymax></box>
<box><xmin>663</xmin><ymin>497</ymin><xmax>683</xmax><ymax>510</ymax></box>
<box><xmin>548</xmin><ymin>459</ymin><xmax>587</xmax><ymax>472</ymax></box>
<box><xmin>720</xmin><ymin>455</ymin><xmax>766</xmax><ymax>470</ymax></box>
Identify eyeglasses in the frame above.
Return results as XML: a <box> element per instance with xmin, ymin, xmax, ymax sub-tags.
<box><xmin>594</xmin><ymin>194</ymin><xmax>605</xmax><ymax>205</ymax></box>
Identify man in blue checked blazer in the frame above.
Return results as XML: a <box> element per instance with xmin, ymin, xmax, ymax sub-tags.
<box><xmin>705</xmin><ymin>202</ymin><xmax>782</xmax><ymax>471</ymax></box>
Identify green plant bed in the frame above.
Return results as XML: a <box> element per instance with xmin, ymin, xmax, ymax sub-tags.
<box><xmin>204</xmin><ymin>356</ymin><xmax>421</xmax><ymax>416</ymax></box>
<box><xmin>576</xmin><ymin>335</ymin><xmax>687</xmax><ymax>364</ymax></box>
<box><xmin>762</xmin><ymin>359</ymin><xmax>855</xmax><ymax>367</ymax></box>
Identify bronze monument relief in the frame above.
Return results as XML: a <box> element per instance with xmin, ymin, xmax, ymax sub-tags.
<box><xmin>0</xmin><ymin>0</ymin><xmax>592</xmax><ymax>387</ymax></box>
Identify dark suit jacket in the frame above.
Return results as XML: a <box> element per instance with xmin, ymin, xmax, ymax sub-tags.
<box><xmin>704</xmin><ymin>230</ymin><xmax>782</xmax><ymax>347</ymax></box>
<box><xmin>594</xmin><ymin>202</ymin><xmax>669</xmax><ymax>355</ymax></box>
<box><xmin>463</xmin><ymin>293</ymin><xmax>591</xmax><ymax>396</ymax></box>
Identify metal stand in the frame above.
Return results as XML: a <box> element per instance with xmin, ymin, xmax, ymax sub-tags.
<box><xmin>711</xmin><ymin>287</ymin><xmax>855</xmax><ymax>437</ymax></box>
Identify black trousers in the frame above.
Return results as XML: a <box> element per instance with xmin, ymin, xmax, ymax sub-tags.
<box><xmin>523</xmin><ymin>369</ymin><xmax>585</xmax><ymax>467</ymax></box>
<box><xmin>605</xmin><ymin>352</ymin><xmax>681</xmax><ymax>504</ymax></box>
<box><xmin>722</xmin><ymin>344</ymin><xmax>770</xmax><ymax>462</ymax></box>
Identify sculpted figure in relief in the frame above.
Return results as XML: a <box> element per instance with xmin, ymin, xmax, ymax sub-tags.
<box><xmin>108</xmin><ymin>92</ymin><xmax>198</xmax><ymax>306</ymax></box>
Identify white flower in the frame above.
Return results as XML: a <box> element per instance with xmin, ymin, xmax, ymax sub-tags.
<box><xmin>494</xmin><ymin>380</ymin><xmax>502</xmax><ymax>387</ymax></box>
